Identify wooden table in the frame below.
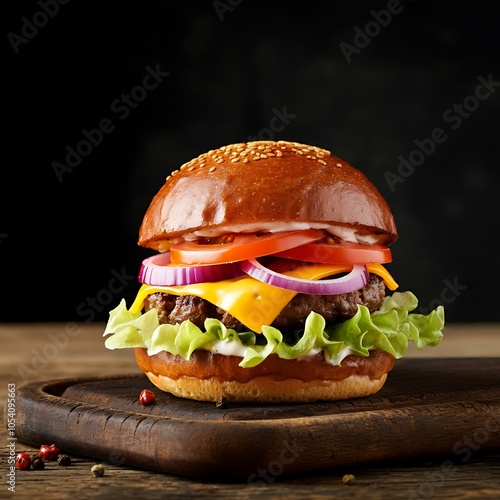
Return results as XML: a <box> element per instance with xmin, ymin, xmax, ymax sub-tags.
<box><xmin>2</xmin><ymin>322</ymin><xmax>499</xmax><ymax>499</ymax></box>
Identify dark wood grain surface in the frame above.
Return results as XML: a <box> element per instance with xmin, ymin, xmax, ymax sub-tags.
<box><xmin>2</xmin><ymin>322</ymin><xmax>500</xmax><ymax>498</ymax></box>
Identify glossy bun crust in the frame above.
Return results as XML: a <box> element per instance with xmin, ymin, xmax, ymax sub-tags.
<box><xmin>135</xmin><ymin>348</ymin><xmax>396</xmax><ymax>403</ymax></box>
<box><xmin>138</xmin><ymin>140</ymin><xmax>397</xmax><ymax>251</ymax></box>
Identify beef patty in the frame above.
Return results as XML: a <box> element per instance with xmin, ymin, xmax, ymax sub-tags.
<box><xmin>143</xmin><ymin>274</ymin><xmax>386</xmax><ymax>333</ymax></box>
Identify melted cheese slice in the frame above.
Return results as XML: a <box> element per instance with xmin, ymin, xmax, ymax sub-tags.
<box><xmin>129</xmin><ymin>263</ymin><xmax>398</xmax><ymax>333</ymax></box>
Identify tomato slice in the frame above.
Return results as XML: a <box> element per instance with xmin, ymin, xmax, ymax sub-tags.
<box><xmin>170</xmin><ymin>229</ymin><xmax>326</xmax><ymax>265</ymax></box>
<box><xmin>274</xmin><ymin>241</ymin><xmax>392</xmax><ymax>265</ymax></box>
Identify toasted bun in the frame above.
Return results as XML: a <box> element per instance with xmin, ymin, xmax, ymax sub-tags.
<box><xmin>135</xmin><ymin>348</ymin><xmax>395</xmax><ymax>403</ymax></box>
<box><xmin>138</xmin><ymin>140</ymin><xmax>397</xmax><ymax>251</ymax></box>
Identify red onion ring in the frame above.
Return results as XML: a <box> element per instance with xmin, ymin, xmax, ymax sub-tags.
<box><xmin>239</xmin><ymin>259</ymin><xmax>369</xmax><ymax>295</ymax></box>
<box><xmin>138</xmin><ymin>253</ymin><xmax>243</xmax><ymax>286</ymax></box>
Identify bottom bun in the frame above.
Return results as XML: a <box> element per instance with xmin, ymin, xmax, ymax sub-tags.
<box><xmin>143</xmin><ymin>370</ymin><xmax>389</xmax><ymax>403</ymax></box>
<box><xmin>135</xmin><ymin>348</ymin><xmax>395</xmax><ymax>403</ymax></box>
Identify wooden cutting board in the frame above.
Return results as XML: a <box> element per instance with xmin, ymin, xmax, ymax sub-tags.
<box><xmin>11</xmin><ymin>358</ymin><xmax>500</xmax><ymax>480</ymax></box>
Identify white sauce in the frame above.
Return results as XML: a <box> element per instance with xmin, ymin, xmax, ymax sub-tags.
<box><xmin>183</xmin><ymin>223</ymin><xmax>382</xmax><ymax>245</ymax></box>
<box><xmin>204</xmin><ymin>341</ymin><xmax>358</xmax><ymax>364</ymax></box>
<box><xmin>324</xmin><ymin>346</ymin><xmax>357</xmax><ymax>365</ymax></box>
<box><xmin>298</xmin><ymin>347</ymin><xmax>322</xmax><ymax>358</ymax></box>
<box><xmin>206</xmin><ymin>339</ymin><xmax>248</xmax><ymax>357</ymax></box>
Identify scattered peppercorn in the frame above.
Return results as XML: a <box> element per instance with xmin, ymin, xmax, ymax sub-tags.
<box><xmin>139</xmin><ymin>389</ymin><xmax>156</xmax><ymax>405</ymax></box>
<box><xmin>91</xmin><ymin>464</ymin><xmax>105</xmax><ymax>477</ymax></box>
<box><xmin>58</xmin><ymin>454</ymin><xmax>72</xmax><ymax>466</ymax></box>
<box><xmin>39</xmin><ymin>444</ymin><xmax>60</xmax><ymax>461</ymax></box>
<box><xmin>15</xmin><ymin>452</ymin><xmax>31</xmax><ymax>470</ymax></box>
<box><xmin>342</xmin><ymin>474</ymin><xmax>356</xmax><ymax>485</ymax></box>
<box><xmin>50</xmin><ymin>444</ymin><xmax>61</xmax><ymax>456</ymax></box>
<box><xmin>31</xmin><ymin>454</ymin><xmax>45</xmax><ymax>470</ymax></box>
<box><xmin>215</xmin><ymin>396</ymin><xmax>229</xmax><ymax>408</ymax></box>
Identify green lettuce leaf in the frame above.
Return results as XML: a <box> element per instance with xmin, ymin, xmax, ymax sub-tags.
<box><xmin>103</xmin><ymin>292</ymin><xmax>445</xmax><ymax>368</ymax></box>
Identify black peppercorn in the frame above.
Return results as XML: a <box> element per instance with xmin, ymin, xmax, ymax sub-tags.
<box><xmin>58</xmin><ymin>454</ymin><xmax>72</xmax><ymax>466</ymax></box>
<box><xmin>31</xmin><ymin>454</ymin><xmax>45</xmax><ymax>470</ymax></box>
<box><xmin>216</xmin><ymin>396</ymin><xmax>228</xmax><ymax>408</ymax></box>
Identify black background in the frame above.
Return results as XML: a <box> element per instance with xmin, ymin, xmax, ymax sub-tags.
<box><xmin>3</xmin><ymin>0</ymin><xmax>499</xmax><ymax>324</ymax></box>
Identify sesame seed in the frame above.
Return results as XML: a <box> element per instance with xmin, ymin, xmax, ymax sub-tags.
<box><xmin>175</xmin><ymin>141</ymin><xmax>333</xmax><ymax>178</ymax></box>
<box><xmin>336</xmin><ymin>163</ymin><xmax>342</xmax><ymax>167</ymax></box>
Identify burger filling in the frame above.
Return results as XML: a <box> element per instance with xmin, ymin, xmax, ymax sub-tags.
<box><xmin>104</xmin><ymin>288</ymin><xmax>444</xmax><ymax>368</ymax></box>
<box><xmin>103</xmin><ymin>229</ymin><xmax>444</xmax><ymax>369</ymax></box>
<box><xmin>144</xmin><ymin>275</ymin><xmax>385</xmax><ymax>333</ymax></box>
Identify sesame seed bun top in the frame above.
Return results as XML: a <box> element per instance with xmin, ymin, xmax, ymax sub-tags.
<box><xmin>138</xmin><ymin>140</ymin><xmax>398</xmax><ymax>251</ymax></box>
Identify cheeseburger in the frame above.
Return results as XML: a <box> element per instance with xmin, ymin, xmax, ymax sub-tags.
<box><xmin>104</xmin><ymin>140</ymin><xmax>444</xmax><ymax>403</ymax></box>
